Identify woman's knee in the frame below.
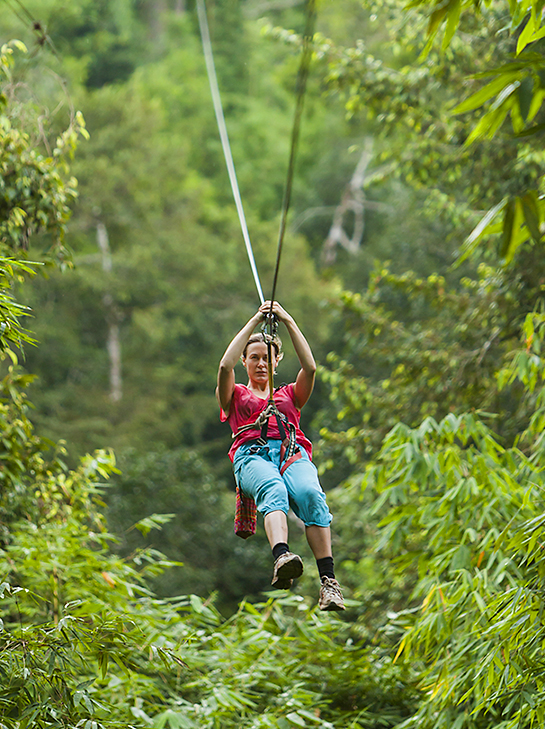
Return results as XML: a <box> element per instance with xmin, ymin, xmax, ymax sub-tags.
<box><xmin>255</xmin><ymin>478</ymin><xmax>289</xmax><ymax>514</ymax></box>
<box><xmin>237</xmin><ymin>462</ymin><xmax>289</xmax><ymax>514</ymax></box>
<box><xmin>288</xmin><ymin>481</ymin><xmax>331</xmax><ymax>526</ymax></box>
<box><xmin>235</xmin><ymin>454</ymin><xmax>276</xmax><ymax>497</ymax></box>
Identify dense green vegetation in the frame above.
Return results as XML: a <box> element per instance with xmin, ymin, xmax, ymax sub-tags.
<box><xmin>1</xmin><ymin>0</ymin><xmax>545</xmax><ymax>726</ymax></box>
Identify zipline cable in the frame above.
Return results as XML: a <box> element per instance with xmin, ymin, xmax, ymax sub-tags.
<box><xmin>196</xmin><ymin>0</ymin><xmax>265</xmax><ymax>304</ymax></box>
<box><xmin>268</xmin><ymin>0</ymin><xmax>317</xmax><ymax>315</ymax></box>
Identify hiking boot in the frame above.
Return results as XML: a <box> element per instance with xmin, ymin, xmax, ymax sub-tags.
<box><xmin>271</xmin><ymin>552</ymin><xmax>304</xmax><ymax>589</ymax></box>
<box><xmin>318</xmin><ymin>576</ymin><xmax>345</xmax><ymax>611</ymax></box>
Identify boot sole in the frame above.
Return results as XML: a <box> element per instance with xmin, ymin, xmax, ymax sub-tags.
<box><xmin>271</xmin><ymin>554</ymin><xmax>304</xmax><ymax>588</ymax></box>
<box><xmin>320</xmin><ymin>600</ymin><xmax>346</xmax><ymax>611</ymax></box>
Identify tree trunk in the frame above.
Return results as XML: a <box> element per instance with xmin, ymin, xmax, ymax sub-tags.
<box><xmin>96</xmin><ymin>222</ymin><xmax>123</xmax><ymax>403</ymax></box>
<box><xmin>148</xmin><ymin>0</ymin><xmax>168</xmax><ymax>40</ymax></box>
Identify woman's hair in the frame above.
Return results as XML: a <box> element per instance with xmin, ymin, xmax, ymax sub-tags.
<box><xmin>242</xmin><ymin>333</ymin><xmax>283</xmax><ymax>361</ymax></box>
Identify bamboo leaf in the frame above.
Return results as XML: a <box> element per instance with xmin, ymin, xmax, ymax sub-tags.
<box><xmin>499</xmin><ymin>199</ymin><xmax>516</xmax><ymax>258</ymax></box>
<box><xmin>517</xmin><ymin>14</ymin><xmax>536</xmax><ymax>55</ymax></box>
<box><xmin>464</xmin><ymin>107</ymin><xmax>502</xmax><ymax>145</ymax></box>
<box><xmin>521</xmin><ymin>192</ymin><xmax>542</xmax><ymax>243</ymax></box>
<box><xmin>518</xmin><ymin>76</ymin><xmax>534</xmax><ymax>121</ymax></box>
<box><xmin>286</xmin><ymin>712</ymin><xmax>307</xmax><ymax>727</ymax></box>
<box><xmin>514</xmin><ymin>120</ymin><xmax>545</xmax><ymax>137</ymax></box>
<box><xmin>420</xmin><ymin>6</ymin><xmax>448</xmax><ymax>57</ymax></box>
<box><xmin>393</xmin><ymin>635</ymin><xmax>408</xmax><ymax>663</ymax></box>
<box><xmin>457</xmin><ymin>197</ymin><xmax>508</xmax><ymax>262</ymax></box>
<box><xmin>443</xmin><ymin>0</ymin><xmax>462</xmax><ymax>49</ymax></box>
<box><xmin>502</xmin><ymin>198</ymin><xmax>526</xmax><ymax>263</ymax></box>
<box><xmin>453</xmin><ymin>73</ymin><xmax>521</xmax><ymax>114</ymax></box>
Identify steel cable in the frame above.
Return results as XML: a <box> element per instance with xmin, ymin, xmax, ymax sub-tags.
<box><xmin>196</xmin><ymin>0</ymin><xmax>265</xmax><ymax>304</ymax></box>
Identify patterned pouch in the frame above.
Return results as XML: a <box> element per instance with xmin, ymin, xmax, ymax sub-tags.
<box><xmin>234</xmin><ymin>487</ymin><xmax>257</xmax><ymax>539</ymax></box>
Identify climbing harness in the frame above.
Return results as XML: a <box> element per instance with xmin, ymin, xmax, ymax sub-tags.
<box><xmin>262</xmin><ymin>317</ymin><xmax>302</xmax><ymax>475</ymax></box>
<box><xmin>232</xmin><ymin>391</ymin><xmax>302</xmax><ymax>476</ymax></box>
<box><xmin>231</xmin><ymin>379</ymin><xmax>302</xmax><ymax>539</ymax></box>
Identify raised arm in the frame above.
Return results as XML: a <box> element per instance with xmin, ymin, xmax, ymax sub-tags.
<box><xmin>261</xmin><ymin>301</ymin><xmax>316</xmax><ymax>409</ymax></box>
<box><xmin>216</xmin><ymin>310</ymin><xmax>263</xmax><ymax>413</ymax></box>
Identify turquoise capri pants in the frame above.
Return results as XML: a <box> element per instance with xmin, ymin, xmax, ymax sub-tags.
<box><xmin>233</xmin><ymin>439</ymin><xmax>332</xmax><ymax>528</ymax></box>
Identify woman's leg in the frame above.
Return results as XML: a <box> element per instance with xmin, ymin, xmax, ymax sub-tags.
<box><xmin>280</xmin><ymin>452</ymin><xmax>332</xmax><ymax>530</ymax></box>
<box><xmin>234</xmin><ymin>445</ymin><xmax>290</xmax><ymax>517</ymax></box>
<box><xmin>305</xmin><ymin>524</ymin><xmax>332</xmax><ymax>560</ymax></box>
<box><xmin>234</xmin><ymin>443</ymin><xmax>303</xmax><ymax>587</ymax></box>
<box><xmin>281</xmin><ymin>452</ymin><xmax>345</xmax><ymax>610</ymax></box>
<box><xmin>264</xmin><ymin>510</ymin><xmax>289</xmax><ymax>548</ymax></box>
<box><xmin>263</xmin><ymin>509</ymin><xmax>303</xmax><ymax>587</ymax></box>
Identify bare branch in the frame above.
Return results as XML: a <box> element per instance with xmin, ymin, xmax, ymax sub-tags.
<box><xmin>322</xmin><ymin>138</ymin><xmax>375</xmax><ymax>265</ymax></box>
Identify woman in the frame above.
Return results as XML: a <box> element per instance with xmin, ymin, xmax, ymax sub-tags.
<box><xmin>216</xmin><ymin>300</ymin><xmax>344</xmax><ymax>611</ymax></box>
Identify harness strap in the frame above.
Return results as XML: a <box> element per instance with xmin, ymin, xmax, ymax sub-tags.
<box><xmin>277</xmin><ymin>414</ymin><xmax>302</xmax><ymax>475</ymax></box>
<box><xmin>233</xmin><ymin>398</ymin><xmax>301</xmax><ymax>473</ymax></box>
<box><xmin>280</xmin><ymin>450</ymin><xmax>302</xmax><ymax>476</ymax></box>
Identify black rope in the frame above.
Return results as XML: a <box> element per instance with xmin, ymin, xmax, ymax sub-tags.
<box><xmin>265</xmin><ymin>0</ymin><xmax>316</xmax><ymax>400</ymax></box>
<box><xmin>268</xmin><ymin>0</ymin><xmax>317</xmax><ymax>317</ymax></box>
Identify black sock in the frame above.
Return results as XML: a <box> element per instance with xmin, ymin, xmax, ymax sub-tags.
<box><xmin>272</xmin><ymin>542</ymin><xmax>289</xmax><ymax>560</ymax></box>
<box><xmin>317</xmin><ymin>556</ymin><xmax>335</xmax><ymax>580</ymax></box>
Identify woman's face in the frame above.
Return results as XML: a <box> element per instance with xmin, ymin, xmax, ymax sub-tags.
<box><xmin>243</xmin><ymin>342</ymin><xmax>279</xmax><ymax>385</ymax></box>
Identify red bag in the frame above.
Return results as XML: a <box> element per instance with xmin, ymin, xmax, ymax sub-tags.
<box><xmin>234</xmin><ymin>487</ymin><xmax>257</xmax><ymax>539</ymax></box>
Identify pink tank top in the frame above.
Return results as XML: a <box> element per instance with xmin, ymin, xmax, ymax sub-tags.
<box><xmin>220</xmin><ymin>383</ymin><xmax>313</xmax><ymax>462</ymax></box>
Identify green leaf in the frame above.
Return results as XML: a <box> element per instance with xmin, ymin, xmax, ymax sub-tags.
<box><xmin>133</xmin><ymin>513</ymin><xmax>175</xmax><ymax>536</ymax></box>
<box><xmin>523</xmin><ymin>313</ymin><xmax>535</xmax><ymax>342</ymax></box>
<box><xmin>418</xmin><ymin>4</ymin><xmax>449</xmax><ymax>57</ymax></box>
<box><xmin>517</xmin><ymin>76</ymin><xmax>533</xmax><ymax>121</ymax></box>
<box><xmin>452</xmin><ymin>73</ymin><xmax>521</xmax><ymax>114</ymax></box>
<box><xmin>443</xmin><ymin>0</ymin><xmax>462</xmax><ymax>50</ymax></box>
<box><xmin>490</xmin><ymin>81</ymin><xmax>520</xmax><ymax>111</ymax></box>
<box><xmin>514</xmin><ymin>120</ymin><xmax>545</xmax><ymax>137</ymax></box>
<box><xmin>458</xmin><ymin>197</ymin><xmax>508</xmax><ymax>262</ymax></box>
<box><xmin>153</xmin><ymin>709</ymin><xmax>194</xmax><ymax>729</ymax></box>
<box><xmin>464</xmin><ymin>106</ymin><xmax>504</xmax><ymax>145</ymax></box>
<box><xmin>520</xmin><ymin>192</ymin><xmax>542</xmax><ymax>243</ymax></box>
<box><xmin>286</xmin><ymin>712</ymin><xmax>307</xmax><ymax>727</ymax></box>
<box><xmin>499</xmin><ymin>199</ymin><xmax>516</xmax><ymax>258</ymax></box>
<box><xmin>517</xmin><ymin>13</ymin><xmax>536</xmax><ymax>55</ymax></box>
<box><xmin>502</xmin><ymin>198</ymin><xmax>526</xmax><ymax>264</ymax></box>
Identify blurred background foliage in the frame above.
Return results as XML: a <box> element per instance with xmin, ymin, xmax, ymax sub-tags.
<box><xmin>1</xmin><ymin>0</ymin><xmax>545</xmax><ymax>725</ymax></box>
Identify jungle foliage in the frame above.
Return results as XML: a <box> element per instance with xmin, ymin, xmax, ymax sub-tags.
<box><xmin>1</xmin><ymin>0</ymin><xmax>545</xmax><ymax>727</ymax></box>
